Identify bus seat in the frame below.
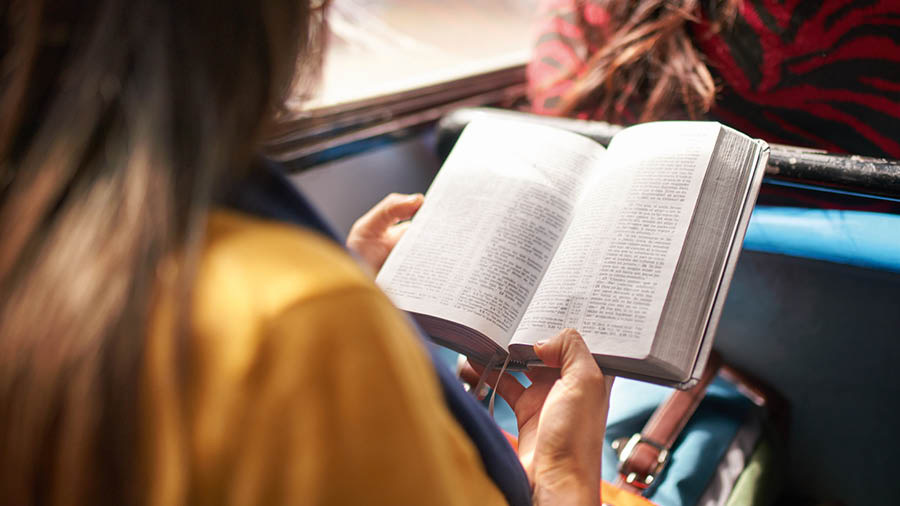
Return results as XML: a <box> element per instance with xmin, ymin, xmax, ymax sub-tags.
<box><xmin>716</xmin><ymin>207</ymin><xmax>900</xmax><ymax>504</ymax></box>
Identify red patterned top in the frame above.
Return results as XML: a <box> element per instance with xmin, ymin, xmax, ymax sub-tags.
<box><xmin>528</xmin><ymin>0</ymin><xmax>900</xmax><ymax>159</ymax></box>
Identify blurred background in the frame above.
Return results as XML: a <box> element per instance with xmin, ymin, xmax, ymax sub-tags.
<box><xmin>298</xmin><ymin>0</ymin><xmax>537</xmax><ymax>110</ymax></box>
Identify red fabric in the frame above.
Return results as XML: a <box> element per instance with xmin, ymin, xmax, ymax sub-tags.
<box><xmin>527</xmin><ymin>0</ymin><xmax>900</xmax><ymax>159</ymax></box>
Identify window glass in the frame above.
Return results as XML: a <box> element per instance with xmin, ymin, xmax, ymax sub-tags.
<box><xmin>296</xmin><ymin>0</ymin><xmax>538</xmax><ymax>111</ymax></box>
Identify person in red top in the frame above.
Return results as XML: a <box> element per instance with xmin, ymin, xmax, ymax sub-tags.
<box><xmin>528</xmin><ymin>0</ymin><xmax>900</xmax><ymax>160</ymax></box>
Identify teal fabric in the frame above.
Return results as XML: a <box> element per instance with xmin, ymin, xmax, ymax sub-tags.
<box><xmin>744</xmin><ymin>206</ymin><xmax>900</xmax><ymax>272</ymax></box>
<box><xmin>435</xmin><ymin>347</ymin><xmax>757</xmax><ymax>506</ymax></box>
<box><xmin>602</xmin><ymin>378</ymin><xmax>756</xmax><ymax>506</ymax></box>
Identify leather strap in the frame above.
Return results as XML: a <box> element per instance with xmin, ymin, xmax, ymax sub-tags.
<box><xmin>614</xmin><ymin>352</ymin><xmax>723</xmax><ymax>493</ymax></box>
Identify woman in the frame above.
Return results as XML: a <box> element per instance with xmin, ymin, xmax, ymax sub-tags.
<box><xmin>0</xmin><ymin>1</ymin><xmax>612</xmax><ymax>505</ymax></box>
<box><xmin>529</xmin><ymin>0</ymin><xmax>900</xmax><ymax>159</ymax></box>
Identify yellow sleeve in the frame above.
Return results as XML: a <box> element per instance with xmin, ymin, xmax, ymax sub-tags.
<box><xmin>147</xmin><ymin>212</ymin><xmax>510</xmax><ymax>506</ymax></box>
<box><xmin>221</xmin><ymin>286</ymin><xmax>508</xmax><ymax>505</ymax></box>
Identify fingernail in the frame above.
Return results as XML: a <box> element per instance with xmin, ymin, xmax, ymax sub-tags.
<box><xmin>407</xmin><ymin>193</ymin><xmax>423</xmax><ymax>202</ymax></box>
<box><xmin>535</xmin><ymin>340</ymin><xmax>548</xmax><ymax>347</ymax></box>
<box><xmin>477</xmin><ymin>384</ymin><xmax>490</xmax><ymax>400</ymax></box>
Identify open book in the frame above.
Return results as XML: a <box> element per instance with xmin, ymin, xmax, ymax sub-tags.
<box><xmin>376</xmin><ymin>119</ymin><xmax>768</xmax><ymax>388</ymax></box>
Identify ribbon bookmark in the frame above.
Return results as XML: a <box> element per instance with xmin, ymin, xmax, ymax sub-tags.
<box><xmin>466</xmin><ymin>352</ymin><xmax>512</xmax><ymax>418</ymax></box>
<box><xmin>470</xmin><ymin>353</ymin><xmax>502</xmax><ymax>402</ymax></box>
<box><xmin>488</xmin><ymin>355</ymin><xmax>512</xmax><ymax>418</ymax></box>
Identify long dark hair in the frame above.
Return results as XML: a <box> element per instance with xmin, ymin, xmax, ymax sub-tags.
<box><xmin>0</xmin><ymin>1</ymin><xmax>323</xmax><ymax>503</ymax></box>
<box><xmin>555</xmin><ymin>0</ymin><xmax>738</xmax><ymax>122</ymax></box>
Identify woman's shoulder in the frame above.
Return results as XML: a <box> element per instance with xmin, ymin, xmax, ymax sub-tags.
<box><xmin>159</xmin><ymin>210</ymin><xmax>507</xmax><ymax>504</ymax></box>
<box><xmin>197</xmin><ymin>209</ymin><xmax>374</xmax><ymax>313</ymax></box>
<box><xmin>189</xmin><ymin>209</ymin><xmax>401</xmax><ymax>380</ymax></box>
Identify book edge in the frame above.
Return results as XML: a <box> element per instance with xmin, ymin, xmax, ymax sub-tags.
<box><xmin>683</xmin><ymin>139</ymin><xmax>770</xmax><ymax>387</ymax></box>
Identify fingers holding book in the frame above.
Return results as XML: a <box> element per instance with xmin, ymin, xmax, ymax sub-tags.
<box><xmin>461</xmin><ymin>328</ymin><xmax>613</xmax><ymax>506</ymax></box>
<box><xmin>459</xmin><ymin>360</ymin><xmax>528</xmax><ymax>408</ymax></box>
<box><xmin>347</xmin><ymin>192</ymin><xmax>424</xmax><ymax>273</ymax></box>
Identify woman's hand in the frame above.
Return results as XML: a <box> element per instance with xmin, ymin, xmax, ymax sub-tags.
<box><xmin>462</xmin><ymin>329</ymin><xmax>613</xmax><ymax>506</ymax></box>
<box><xmin>346</xmin><ymin>193</ymin><xmax>423</xmax><ymax>273</ymax></box>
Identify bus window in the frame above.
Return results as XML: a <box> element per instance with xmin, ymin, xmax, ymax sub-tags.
<box><xmin>294</xmin><ymin>0</ymin><xmax>537</xmax><ymax>112</ymax></box>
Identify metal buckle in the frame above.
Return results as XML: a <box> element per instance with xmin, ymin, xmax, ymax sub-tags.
<box><xmin>611</xmin><ymin>433</ymin><xmax>670</xmax><ymax>489</ymax></box>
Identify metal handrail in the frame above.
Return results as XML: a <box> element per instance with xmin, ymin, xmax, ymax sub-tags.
<box><xmin>437</xmin><ymin>107</ymin><xmax>900</xmax><ymax>201</ymax></box>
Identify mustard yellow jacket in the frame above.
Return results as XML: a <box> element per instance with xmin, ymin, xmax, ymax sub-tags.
<box><xmin>143</xmin><ymin>211</ymin><xmax>507</xmax><ymax>505</ymax></box>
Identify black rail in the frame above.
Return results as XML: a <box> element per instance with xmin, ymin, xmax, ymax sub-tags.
<box><xmin>437</xmin><ymin>107</ymin><xmax>900</xmax><ymax>200</ymax></box>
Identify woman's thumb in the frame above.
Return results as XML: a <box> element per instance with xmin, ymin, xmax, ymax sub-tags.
<box><xmin>534</xmin><ymin>328</ymin><xmax>596</xmax><ymax>377</ymax></box>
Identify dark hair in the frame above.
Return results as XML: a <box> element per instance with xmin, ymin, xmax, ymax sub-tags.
<box><xmin>0</xmin><ymin>1</ymin><xmax>323</xmax><ymax>503</ymax></box>
<box><xmin>556</xmin><ymin>0</ymin><xmax>738</xmax><ymax>122</ymax></box>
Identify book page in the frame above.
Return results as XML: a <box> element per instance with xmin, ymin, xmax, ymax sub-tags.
<box><xmin>512</xmin><ymin>122</ymin><xmax>721</xmax><ymax>359</ymax></box>
<box><xmin>376</xmin><ymin>119</ymin><xmax>606</xmax><ymax>347</ymax></box>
